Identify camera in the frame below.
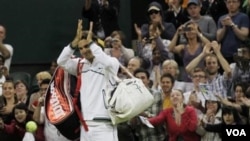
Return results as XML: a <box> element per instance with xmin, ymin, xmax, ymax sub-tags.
<box><xmin>145</xmin><ymin>38</ymin><xmax>152</xmax><ymax>43</ymax></box>
<box><xmin>183</xmin><ymin>27</ymin><xmax>192</xmax><ymax>32</ymax></box>
<box><xmin>237</xmin><ymin>48</ymin><xmax>243</xmax><ymax>57</ymax></box>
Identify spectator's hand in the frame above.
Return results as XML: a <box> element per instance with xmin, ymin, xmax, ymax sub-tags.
<box><xmin>215</xmin><ymin>94</ymin><xmax>231</xmax><ymax>106</ymax></box>
<box><xmin>193</xmin><ymin>23</ymin><xmax>201</xmax><ymax>35</ymax></box>
<box><xmin>0</xmin><ymin>105</ymin><xmax>14</xmax><ymax>115</ymax></box>
<box><xmin>152</xmin><ymin>26</ymin><xmax>161</xmax><ymax>38</ymax></box>
<box><xmin>111</xmin><ymin>38</ymin><xmax>122</xmax><ymax>48</ymax></box>
<box><xmin>104</xmin><ymin>36</ymin><xmax>112</xmax><ymax>48</ymax></box>
<box><xmin>188</xmin><ymin>91</ymin><xmax>198</xmax><ymax>106</ymax></box>
<box><xmin>211</xmin><ymin>41</ymin><xmax>220</xmax><ymax>55</ymax></box>
<box><xmin>202</xmin><ymin>43</ymin><xmax>213</xmax><ymax>55</ymax></box>
<box><xmin>241</xmin><ymin>97</ymin><xmax>250</xmax><ymax>107</ymax></box>
<box><xmin>221</xmin><ymin>16</ymin><xmax>233</xmax><ymax>27</ymax></box>
<box><xmin>134</xmin><ymin>23</ymin><xmax>142</xmax><ymax>37</ymax></box>
<box><xmin>206</xmin><ymin>108</ymin><xmax>215</xmax><ymax>122</ymax></box>
<box><xmin>177</xmin><ymin>24</ymin><xmax>185</xmax><ymax>35</ymax></box>
<box><xmin>38</xmin><ymin>96</ymin><xmax>45</xmax><ymax>106</ymax></box>
<box><xmin>71</xmin><ymin>19</ymin><xmax>83</xmax><ymax>48</ymax></box>
<box><xmin>176</xmin><ymin>102</ymin><xmax>184</xmax><ymax>114</ymax></box>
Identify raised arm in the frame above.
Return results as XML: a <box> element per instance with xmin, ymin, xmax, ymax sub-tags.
<box><xmin>149</xmin><ymin>110</ymin><xmax>167</xmax><ymax>126</ymax></box>
<box><xmin>185</xmin><ymin>43</ymin><xmax>211</xmax><ymax>73</ymax></box>
<box><xmin>57</xmin><ymin>20</ymin><xmax>82</xmax><ymax>76</ymax></box>
<box><xmin>168</xmin><ymin>25</ymin><xmax>184</xmax><ymax>54</ymax></box>
<box><xmin>211</xmin><ymin>41</ymin><xmax>231</xmax><ymax>77</ymax></box>
<box><xmin>32</xmin><ymin>97</ymin><xmax>45</xmax><ymax>124</ymax></box>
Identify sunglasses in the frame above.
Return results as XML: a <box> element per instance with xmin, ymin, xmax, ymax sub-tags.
<box><xmin>148</xmin><ymin>10</ymin><xmax>159</xmax><ymax>15</ymax></box>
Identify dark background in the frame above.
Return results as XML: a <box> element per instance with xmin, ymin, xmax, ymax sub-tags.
<box><xmin>0</xmin><ymin>0</ymin><xmax>166</xmax><ymax>78</ymax></box>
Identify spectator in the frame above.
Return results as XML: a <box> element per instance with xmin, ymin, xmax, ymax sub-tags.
<box><xmin>141</xmin><ymin>1</ymin><xmax>176</xmax><ymax>40</ymax></box>
<box><xmin>14</xmin><ymin>80</ymin><xmax>30</xmax><ymax>106</ymax></box>
<box><xmin>184</xmin><ymin>67</ymin><xmax>208</xmax><ymax>115</ymax></box>
<box><xmin>28</xmin><ymin>71</ymin><xmax>51</xmax><ymax>112</ymax></box>
<box><xmin>197</xmin><ymin>106</ymin><xmax>243</xmax><ymax>138</ymax></box>
<box><xmin>186</xmin><ymin>0</ymin><xmax>217</xmax><ymax>41</ymax></box>
<box><xmin>217</xmin><ymin>0</ymin><xmax>250</xmax><ymax>64</ymax></box>
<box><xmin>120</xmin><ymin>56</ymin><xmax>146</xmax><ymax>80</ymax></box>
<box><xmin>135</xmin><ymin>23</ymin><xmax>172</xmax><ymax>83</ymax></box>
<box><xmin>130</xmin><ymin>68</ymin><xmax>167</xmax><ymax>141</ymax></box>
<box><xmin>104</xmin><ymin>30</ymin><xmax>134</xmax><ymax>66</ymax></box>
<box><xmin>148</xmin><ymin>89</ymin><xmax>200</xmax><ymax>141</ymax></box>
<box><xmin>196</xmin><ymin>94</ymin><xmax>222</xmax><ymax>141</ymax></box>
<box><xmin>164</xmin><ymin>0</ymin><xmax>190</xmax><ymax>29</ymax></box>
<box><xmin>230</xmin><ymin>40</ymin><xmax>250</xmax><ymax>93</ymax></box>
<box><xmin>186</xmin><ymin>41</ymin><xmax>232</xmax><ymax>98</ymax></box>
<box><xmin>82</xmin><ymin>0</ymin><xmax>120</xmax><ymax>39</ymax></box>
<box><xmin>152</xmin><ymin>59</ymin><xmax>191</xmax><ymax>93</ymax></box>
<box><xmin>0</xmin><ymin>25</ymin><xmax>13</xmax><ymax>72</ymax></box>
<box><xmin>216</xmin><ymin>82</ymin><xmax>249</xmax><ymax>124</ymax></box>
<box><xmin>0</xmin><ymin>80</ymin><xmax>18</xmax><ymax>140</ymax></box>
<box><xmin>200</xmin><ymin>0</ymin><xmax>228</xmax><ymax>23</ymax></box>
<box><xmin>160</xmin><ymin>73</ymin><xmax>175</xmax><ymax>109</ymax></box>
<box><xmin>0</xmin><ymin>55</ymin><xmax>7</xmax><ymax>96</ymax></box>
<box><xmin>0</xmin><ymin>102</ymin><xmax>44</xmax><ymax>141</ymax></box>
<box><xmin>134</xmin><ymin>21</ymin><xmax>173</xmax><ymax>62</ymax></box>
<box><xmin>241</xmin><ymin>87</ymin><xmax>250</xmax><ymax>124</ymax></box>
<box><xmin>169</xmin><ymin>22</ymin><xmax>210</xmax><ymax>82</ymax></box>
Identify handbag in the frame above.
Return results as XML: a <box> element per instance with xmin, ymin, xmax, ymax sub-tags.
<box><xmin>105</xmin><ymin>64</ymin><xmax>154</xmax><ymax>125</ymax></box>
<box><xmin>45</xmin><ymin>63</ymin><xmax>88</xmax><ymax>140</ymax></box>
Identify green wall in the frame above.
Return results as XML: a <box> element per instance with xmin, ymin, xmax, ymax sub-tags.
<box><xmin>0</xmin><ymin>0</ymin><xmax>132</xmax><ymax>65</ymax></box>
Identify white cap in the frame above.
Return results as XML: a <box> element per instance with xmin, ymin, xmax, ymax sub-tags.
<box><xmin>148</xmin><ymin>6</ymin><xmax>160</xmax><ymax>12</ymax></box>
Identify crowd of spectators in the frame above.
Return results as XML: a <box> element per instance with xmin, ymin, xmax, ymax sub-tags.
<box><xmin>0</xmin><ymin>0</ymin><xmax>250</xmax><ymax>140</ymax></box>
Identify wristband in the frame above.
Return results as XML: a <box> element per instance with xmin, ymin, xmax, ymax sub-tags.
<box><xmin>88</xmin><ymin>41</ymin><xmax>94</xmax><ymax>46</ymax></box>
<box><xmin>70</xmin><ymin>43</ymin><xmax>77</xmax><ymax>50</ymax></box>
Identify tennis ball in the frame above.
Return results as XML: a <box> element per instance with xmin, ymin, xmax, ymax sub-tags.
<box><xmin>26</xmin><ymin>121</ymin><xmax>37</xmax><ymax>133</ymax></box>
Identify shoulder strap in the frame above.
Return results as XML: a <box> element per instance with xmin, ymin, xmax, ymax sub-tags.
<box><xmin>72</xmin><ymin>60</ymin><xmax>89</xmax><ymax>131</ymax></box>
<box><xmin>109</xmin><ymin>62</ymin><xmax>135</xmax><ymax>82</ymax></box>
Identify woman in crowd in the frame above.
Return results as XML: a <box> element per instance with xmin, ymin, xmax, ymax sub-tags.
<box><xmin>0</xmin><ymin>80</ymin><xmax>19</xmax><ymax>140</ymax></box>
<box><xmin>148</xmin><ymin>89</ymin><xmax>200</xmax><ymax>141</ymax></box>
<box><xmin>216</xmin><ymin>82</ymin><xmax>249</xmax><ymax>124</ymax></box>
<box><xmin>0</xmin><ymin>102</ymin><xmax>44</xmax><ymax>141</ymax></box>
<box><xmin>169</xmin><ymin>22</ymin><xmax>210</xmax><ymax>82</ymax></box>
<box><xmin>28</xmin><ymin>71</ymin><xmax>51</xmax><ymax>112</ymax></box>
<box><xmin>196</xmin><ymin>106</ymin><xmax>243</xmax><ymax>140</ymax></box>
<box><xmin>196</xmin><ymin>96</ymin><xmax>222</xmax><ymax>141</ymax></box>
<box><xmin>14</xmin><ymin>80</ymin><xmax>30</xmax><ymax>107</ymax></box>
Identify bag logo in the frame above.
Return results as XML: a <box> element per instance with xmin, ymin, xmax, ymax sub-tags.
<box><xmin>50</xmin><ymin>81</ymin><xmax>66</xmax><ymax>119</ymax></box>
